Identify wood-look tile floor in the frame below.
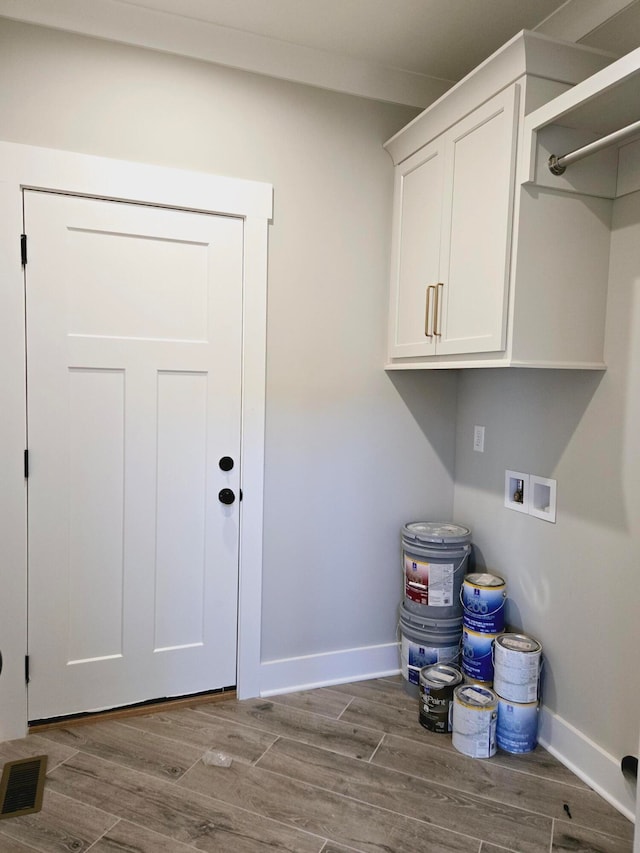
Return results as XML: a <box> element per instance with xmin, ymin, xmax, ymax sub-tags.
<box><xmin>0</xmin><ymin>676</ymin><xmax>634</xmax><ymax>852</ymax></box>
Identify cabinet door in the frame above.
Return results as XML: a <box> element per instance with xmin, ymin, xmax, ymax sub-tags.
<box><xmin>436</xmin><ymin>86</ymin><xmax>519</xmax><ymax>355</ymax></box>
<box><xmin>387</xmin><ymin>139</ymin><xmax>445</xmax><ymax>358</ymax></box>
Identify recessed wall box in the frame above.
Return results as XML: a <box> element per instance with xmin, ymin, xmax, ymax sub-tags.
<box><xmin>530</xmin><ymin>475</ymin><xmax>557</xmax><ymax>523</ymax></box>
<box><xmin>505</xmin><ymin>470</ymin><xmax>529</xmax><ymax>514</ymax></box>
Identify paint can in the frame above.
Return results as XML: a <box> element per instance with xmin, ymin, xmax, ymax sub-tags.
<box><xmin>461</xmin><ymin>626</ymin><xmax>502</xmax><ymax>684</ymax></box>
<box><xmin>496</xmin><ymin>697</ymin><xmax>539</xmax><ymax>754</ymax></box>
<box><xmin>402</xmin><ymin>522</ymin><xmax>471</xmax><ymax>619</ymax></box>
<box><xmin>399</xmin><ymin>602</ymin><xmax>462</xmax><ymax>697</ymax></box>
<box><xmin>461</xmin><ymin>573</ymin><xmax>506</xmax><ymax>634</ymax></box>
<box><xmin>452</xmin><ymin>684</ymin><xmax>498</xmax><ymax>759</ymax></box>
<box><xmin>418</xmin><ymin>663</ymin><xmax>463</xmax><ymax>734</ymax></box>
<box><xmin>493</xmin><ymin>633</ymin><xmax>542</xmax><ymax>704</ymax></box>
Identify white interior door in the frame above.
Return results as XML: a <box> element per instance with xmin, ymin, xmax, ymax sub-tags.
<box><xmin>25</xmin><ymin>190</ymin><xmax>243</xmax><ymax>721</ymax></box>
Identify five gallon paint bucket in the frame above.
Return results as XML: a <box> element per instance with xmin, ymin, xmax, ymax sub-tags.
<box><xmin>461</xmin><ymin>573</ymin><xmax>506</xmax><ymax>634</ymax></box>
<box><xmin>399</xmin><ymin>602</ymin><xmax>462</xmax><ymax>696</ymax></box>
<box><xmin>493</xmin><ymin>633</ymin><xmax>542</xmax><ymax>704</ymax></box>
<box><xmin>452</xmin><ymin>684</ymin><xmax>498</xmax><ymax>759</ymax></box>
<box><xmin>402</xmin><ymin>522</ymin><xmax>471</xmax><ymax>619</ymax></box>
<box><xmin>461</xmin><ymin>626</ymin><xmax>502</xmax><ymax>684</ymax></box>
<box><xmin>419</xmin><ymin>663</ymin><xmax>463</xmax><ymax>734</ymax></box>
<box><xmin>496</xmin><ymin>697</ymin><xmax>539</xmax><ymax>754</ymax></box>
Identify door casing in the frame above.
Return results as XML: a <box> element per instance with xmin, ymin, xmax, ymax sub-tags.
<box><xmin>0</xmin><ymin>141</ymin><xmax>272</xmax><ymax>740</ymax></box>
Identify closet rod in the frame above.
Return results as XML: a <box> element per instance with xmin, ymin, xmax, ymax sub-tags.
<box><xmin>548</xmin><ymin>116</ymin><xmax>640</xmax><ymax>175</ymax></box>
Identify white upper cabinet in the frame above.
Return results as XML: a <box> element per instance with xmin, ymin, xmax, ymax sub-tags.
<box><xmin>385</xmin><ymin>31</ymin><xmax>615</xmax><ymax>370</ymax></box>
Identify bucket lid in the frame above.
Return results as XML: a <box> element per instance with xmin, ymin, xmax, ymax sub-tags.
<box><xmin>496</xmin><ymin>633</ymin><xmax>541</xmax><ymax>654</ymax></box>
<box><xmin>399</xmin><ymin>601</ymin><xmax>463</xmax><ymax>631</ymax></box>
<box><xmin>420</xmin><ymin>663</ymin><xmax>463</xmax><ymax>688</ymax></box>
<box><xmin>464</xmin><ymin>572</ymin><xmax>505</xmax><ymax>589</ymax></box>
<box><xmin>454</xmin><ymin>684</ymin><xmax>497</xmax><ymax>707</ymax></box>
<box><xmin>402</xmin><ymin>521</ymin><xmax>471</xmax><ymax>545</ymax></box>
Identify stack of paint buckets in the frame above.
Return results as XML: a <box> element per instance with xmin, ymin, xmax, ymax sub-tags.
<box><xmin>449</xmin><ymin>573</ymin><xmax>507</xmax><ymax>758</ymax></box>
<box><xmin>493</xmin><ymin>633</ymin><xmax>543</xmax><ymax>754</ymax></box>
<box><xmin>460</xmin><ymin>572</ymin><xmax>507</xmax><ymax>687</ymax></box>
<box><xmin>398</xmin><ymin>522</ymin><xmax>471</xmax><ymax>721</ymax></box>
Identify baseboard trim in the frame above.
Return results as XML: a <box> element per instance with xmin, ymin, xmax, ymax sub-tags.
<box><xmin>538</xmin><ymin>705</ymin><xmax>636</xmax><ymax>822</ymax></box>
<box><xmin>260</xmin><ymin>642</ymin><xmax>400</xmax><ymax>697</ymax></box>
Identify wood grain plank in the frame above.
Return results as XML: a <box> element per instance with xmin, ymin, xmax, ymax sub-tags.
<box><xmin>329</xmin><ymin>679</ymin><xmax>418</xmax><ymax>714</ymax></box>
<box><xmin>255</xmin><ymin>736</ymin><xmax>553</xmax><ymax>853</ymax></box>
<box><xmin>47</xmin><ymin>750</ymin><xmax>323</xmax><ymax>853</ymax></box>
<box><xmin>118</xmin><ymin>707</ymin><xmax>277</xmax><ymax>764</ymax></box>
<box><xmin>195</xmin><ymin>699</ymin><xmax>382</xmax><ymax>761</ymax></box>
<box><xmin>373</xmin><ymin>734</ymin><xmax>633</xmax><ymax>841</ymax></box>
<box><xmin>39</xmin><ymin>719</ymin><xmax>203</xmax><ymax>782</ymax></box>
<box><xmin>337</xmin><ymin>690</ymin><xmax>587</xmax><ymax>789</ymax></box>
<box><xmin>267</xmin><ymin>689</ymin><xmax>353</xmax><ymax>719</ymax></box>
<box><xmin>91</xmin><ymin>819</ymin><xmax>202</xmax><ymax>852</ymax></box>
<box><xmin>0</xmin><ymin>836</ymin><xmax>41</xmax><ymax>852</ymax></box>
<box><xmin>0</xmin><ymin>788</ymin><xmax>117</xmax><ymax>853</ymax></box>
<box><xmin>552</xmin><ymin>820</ymin><xmax>634</xmax><ymax>852</ymax></box>
<box><xmin>0</xmin><ymin>733</ymin><xmax>77</xmax><ymax>773</ymax></box>
<box><xmin>178</xmin><ymin>752</ymin><xmax>481</xmax><ymax>853</ymax></box>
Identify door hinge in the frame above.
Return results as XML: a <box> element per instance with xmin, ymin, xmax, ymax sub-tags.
<box><xmin>24</xmin><ymin>449</ymin><xmax>29</xmax><ymax>479</ymax></box>
<box><xmin>20</xmin><ymin>234</ymin><xmax>27</xmax><ymax>266</ymax></box>
<box><xmin>25</xmin><ymin>655</ymin><xmax>30</xmax><ymax>684</ymax></box>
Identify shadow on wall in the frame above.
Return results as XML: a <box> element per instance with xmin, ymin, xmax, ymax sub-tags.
<box><xmin>452</xmin><ymin>366</ymin><xmax>639</xmax><ymax>528</ymax></box>
<box><xmin>386</xmin><ymin>369</ymin><xmax>459</xmax><ymax>481</ymax></box>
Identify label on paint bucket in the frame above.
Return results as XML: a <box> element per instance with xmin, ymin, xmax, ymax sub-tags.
<box><xmin>461</xmin><ymin>627</ymin><xmax>502</xmax><ymax>683</ymax></box>
<box><xmin>404</xmin><ymin>556</ymin><xmax>454</xmax><ymax>607</ymax></box>
<box><xmin>401</xmin><ymin>635</ymin><xmax>460</xmax><ymax>685</ymax></box>
<box><xmin>496</xmin><ymin>697</ymin><xmax>539</xmax><ymax>753</ymax></box>
<box><xmin>452</xmin><ymin>685</ymin><xmax>497</xmax><ymax>759</ymax></box>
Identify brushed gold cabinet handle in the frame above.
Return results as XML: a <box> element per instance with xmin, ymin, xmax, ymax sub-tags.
<box><xmin>424</xmin><ymin>285</ymin><xmax>435</xmax><ymax>338</ymax></box>
<box><xmin>433</xmin><ymin>282</ymin><xmax>444</xmax><ymax>337</ymax></box>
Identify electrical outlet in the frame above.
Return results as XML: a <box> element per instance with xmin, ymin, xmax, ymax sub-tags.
<box><xmin>473</xmin><ymin>425</ymin><xmax>485</xmax><ymax>453</ymax></box>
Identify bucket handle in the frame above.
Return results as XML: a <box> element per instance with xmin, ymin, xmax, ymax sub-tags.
<box><xmin>402</xmin><ymin>550</ymin><xmax>469</xmax><ymax>576</ymax></box>
<box><xmin>459</xmin><ymin>584</ymin><xmax>506</xmax><ymax>617</ymax></box>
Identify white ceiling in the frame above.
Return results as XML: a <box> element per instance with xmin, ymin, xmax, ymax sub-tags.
<box><xmin>1</xmin><ymin>0</ymin><xmax>640</xmax><ymax>106</ymax></box>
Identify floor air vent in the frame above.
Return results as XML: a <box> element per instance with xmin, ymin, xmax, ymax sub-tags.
<box><xmin>0</xmin><ymin>755</ymin><xmax>48</xmax><ymax>820</ymax></box>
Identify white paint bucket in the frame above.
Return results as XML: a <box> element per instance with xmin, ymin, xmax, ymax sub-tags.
<box><xmin>493</xmin><ymin>633</ymin><xmax>542</xmax><ymax>704</ymax></box>
<box><xmin>496</xmin><ymin>697</ymin><xmax>539</xmax><ymax>754</ymax></box>
<box><xmin>402</xmin><ymin>522</ymin><xmax>471</xmax><ymax>619</ymax></box>
<box><xmin>452</xmin><ymin>684</ymin><xmax>498</xmax><ymax>759</ymax></box>
<box><xmin>399</xmin><ymin>602</ymin><xmax>462</xmax><ymax>697</ymax></box>
<box><xmin>461</xmin><ymin>573</ymin><xmax>506</xmax><ymax>634</ymax></box>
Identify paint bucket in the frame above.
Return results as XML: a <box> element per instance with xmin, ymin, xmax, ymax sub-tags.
<box><xmin>402</xmin><ymin>522</ymin><xmax>471</xmax><ymax>619</ymax></box>
<box><xmin>461</xmin><ymin>626</ymin><xmax>502</xmax><ymax>684</ymax></box>
<box><xmin>419</xmin><ymin>663</ymin><xmax>463</xmax><ymax>734</ymax></box>
<box><xmin>452</xmin><ymin>684</ymin><xmax>498</xmax><ymax>759</ymax></box>
<box><xmin>493</xmin><ymin>633</ymin><xmax>542</xmax><ymax>704</ymax></box>
<box><xmin>399</xmin><ymin>602</ymin><xmax>462</xmax><ymax>697</ymax></box>
<box><xmin>496</xmin><ymin>697</ymin><xmax>539</xmax><ymax>754</ymax></box>
<box><xmin>461</xmin><ymin>573</ymin><xmax>506</xmax><ymax>634</ymax></box>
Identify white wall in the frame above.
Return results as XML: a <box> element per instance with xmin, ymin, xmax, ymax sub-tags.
<box><xmin>0</xmin><ymin>18</ymin><xmax>457</xmax><ymax>701</ymax></box>
<box><xmin>453</xmin><ymin>188</ymin><xmax>640</xmax><ymax>812</ymax></box>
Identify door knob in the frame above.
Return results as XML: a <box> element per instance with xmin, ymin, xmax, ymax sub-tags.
<box><xmin>218</xmin><ymin>488</ymin><xmax>236</xmax><ymax>505</ymax></box>
<box><xmin>219</xmin><ymin>456</ymin><xmax>234</xmax><ymax>471</ymax></box>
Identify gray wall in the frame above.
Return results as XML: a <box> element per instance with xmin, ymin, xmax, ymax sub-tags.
<box><xmin>0</xmin><ymin>19</ymin><xmax>457</xmax><ymax>667</ymax></box>
<box><xmin>453</xmin><ymin>189</ymin><xmax>640</xmax><ymax>762</ymax></box>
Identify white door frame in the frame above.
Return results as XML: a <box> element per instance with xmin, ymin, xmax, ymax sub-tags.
<box><xmin>0</xmin><ymin>141</ymin><xmax>272</xmax><ymax>741</ymax></box>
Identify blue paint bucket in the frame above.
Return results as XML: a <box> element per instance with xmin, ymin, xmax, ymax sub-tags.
<box><xmin>402</xmin><ymin>522</ymin><xmax>471</xmax><ymax>619</ymax></box>
<box><xmin>496</xmin><ymin>697</ymin><xmax>539</xmax><ymax>753</ymax></box>
<box><xmin>461</xmin><ymin>626</ymin><xmax>502</xmax><ymax>684</ymax></box>
<box><xmin>399</xmin><ymin>602</ymin><xmax>462</xmax><ymax>697</ymax></box>
<box><xmin>461</xmin><ymin>573</ymin><xmax>506</xmax><ymax>634</ymax></box>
